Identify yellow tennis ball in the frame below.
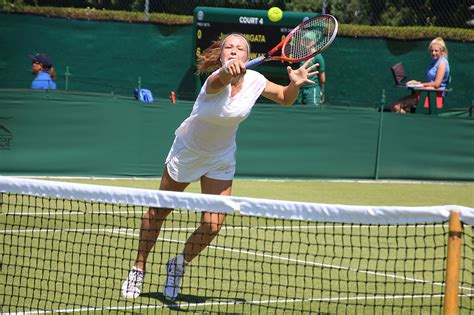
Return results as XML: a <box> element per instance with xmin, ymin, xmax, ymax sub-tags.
<box><xmin>268</xmin><ymin>7</ymin><xmax>283</xmax><ymax>22</ymax></box>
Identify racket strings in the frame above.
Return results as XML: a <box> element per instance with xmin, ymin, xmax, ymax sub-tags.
<box><xmin>284</xmin><ymin>16</ymin><xmax>336</xmax><ymax>60</ymax></box>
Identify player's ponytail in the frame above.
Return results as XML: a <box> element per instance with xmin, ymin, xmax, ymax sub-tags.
<box><xmin>196</xmin><ymin>40</ymin><xmax>222</xmax><ymax>74</ymax></box>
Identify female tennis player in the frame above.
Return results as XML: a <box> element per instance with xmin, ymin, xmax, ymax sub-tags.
<box><xmin>122</xmin><ymin>33</ymin><xmax>319</xmax><ymax>301</ymax></box>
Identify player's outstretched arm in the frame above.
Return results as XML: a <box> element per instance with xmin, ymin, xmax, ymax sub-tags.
<box><xmin>262</xmin><ymin>59</ymin><xmax>319</xmax><ymax>106</ymax></box>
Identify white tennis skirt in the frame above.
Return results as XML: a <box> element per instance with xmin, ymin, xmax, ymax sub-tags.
<box><xmin>165</xmin><ymin>137</ymin><xmax>236</xmax><ymax>183</ymax></box>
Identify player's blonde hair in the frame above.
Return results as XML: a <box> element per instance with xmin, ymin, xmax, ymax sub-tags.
<box><xmin>429</xmin><ymin>37</ymin><xmax>448</xmax><ymax>58</ymax></box>
<box><xmin>196</xmin><ymin>33</ymin><xmax>250</xmax><ymax>74</ymax></box>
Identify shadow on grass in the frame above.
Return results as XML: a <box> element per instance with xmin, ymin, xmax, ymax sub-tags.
<box><xmin>140</xmin><ymin>291</ymin><xmax>247</xmax><ymax>313</ymax></box>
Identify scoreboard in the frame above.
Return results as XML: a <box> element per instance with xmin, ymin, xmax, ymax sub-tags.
<box><xmin>192</xmin><ymin>7</ymin><xmax>318</xmax><ymax>84</ymax></box>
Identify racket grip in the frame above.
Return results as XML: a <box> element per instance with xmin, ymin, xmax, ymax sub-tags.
<box><xmin>245</xmin><ymin>56</ymin><xmax>266</xmax><ymax>69</ymax></box>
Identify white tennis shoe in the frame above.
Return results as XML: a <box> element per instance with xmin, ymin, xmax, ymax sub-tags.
<box><xmin>163</xmin><ymin>254</ymin><xmax>186</xmax><ymax>301</ymax></box>
<box><xmin>121</xmin><ymin>267</ymin><xmax>144</xmax><ymax>299</ymax></box>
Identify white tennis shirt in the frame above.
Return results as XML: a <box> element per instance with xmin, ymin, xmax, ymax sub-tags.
<box><xmin>175</xmin><ymin>69</ymin><xmax>267</xmax><ymax>155</ymax></box>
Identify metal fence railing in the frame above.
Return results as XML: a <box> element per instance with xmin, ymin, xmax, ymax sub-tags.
<box><xmin>10</xmin><ymin>0</ymin><xmax>474</xmax><ymax>28</ymax></box>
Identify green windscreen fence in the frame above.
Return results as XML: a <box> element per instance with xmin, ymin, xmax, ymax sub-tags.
<box><xmin>0</xmin><ymin>13</ymin><xmax>473</xmax><ymax>109</ymax></box>
<box><xmin>1</xmin><ymin>90</ymin><xmax>473</xmax><ymax>180</ymax></box>
<box><xmin>0</xmin><ymin>13</ymin><xmax>473</xmax><ymax>180</ymax></box>
<box><xmin>0</xmin><ymin>13</ymin><xmax>196</xmax><ymax>99</ymax></box>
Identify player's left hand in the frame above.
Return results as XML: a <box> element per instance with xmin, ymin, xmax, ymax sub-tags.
<box><xmin>287</xmin><ymin>58</ymin><xmax>319</xmax><ymax>87</ymax></box>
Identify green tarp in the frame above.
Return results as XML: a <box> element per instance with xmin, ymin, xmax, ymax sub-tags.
<box><xmin>1</xmin><ymin>13</ymin><xmax>473</xmax><ymax>108</ymax></box>
<box><xmin>1</xmin><ymin>13</ymin><xmax>473</xmax><ymax>180</ymax></box>
<box><xmin>1</xmin><ymin>90</ymin><xmax>473</xmax><ymax>180</ymax></box>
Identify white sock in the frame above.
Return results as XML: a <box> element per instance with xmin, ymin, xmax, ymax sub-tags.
<box><xmin>132</xmin><ymin>266</ymin><xmax>144</xmax><ymax>273</ymax></box>
<box><xmin>177</xmin><ymin>254</ymin><xmax>188</xmax><ymax>266</ymax></box>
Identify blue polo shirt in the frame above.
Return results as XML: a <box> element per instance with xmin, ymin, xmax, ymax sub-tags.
<box><xmin>31</xmin><ymin>71</ymin><xmax>57</xmax><ymax>90</ymax></box>
<box><xmin>425</xmin><ymin>56</ymin><xmax>450</xmax><ymax>88</ymax></box>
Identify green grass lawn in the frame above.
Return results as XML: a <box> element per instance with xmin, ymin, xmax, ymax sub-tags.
<box><xmin>1</xmin><ymin>178</ymin><xmax>473</xmax><ymax>313</ymax></box>
<box><xmin>3</xmin><ymin>203</ymin><xmax>471</xmax><ymax>314</ymax></box>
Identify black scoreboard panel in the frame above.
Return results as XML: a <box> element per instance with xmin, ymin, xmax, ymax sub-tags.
<box><xmin>193</xmin><ymin>7</ymin><xmax>317</xmax><ymax>85</ymax></box>
<box><xmin>194</xmin><ymin>21</ymin><xmax>292</xmax><ymax>64</ymax></box>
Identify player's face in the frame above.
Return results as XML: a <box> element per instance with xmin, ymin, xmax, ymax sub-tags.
<box><xmin>221</xmin><ymin>35</ymin><xmax>249</xmax><ymax>64</ymax></box>
<box><xmin>430</xmin><ymin>43</ymin><xmax>443</xmax><ymax>59</ymax></box>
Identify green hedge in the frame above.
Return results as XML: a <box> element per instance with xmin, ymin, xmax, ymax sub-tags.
<box><xmin>0</xmin><ymin>4</ymin><xmax>192</xmax><ymax>25</ymax></box>
<box><xmin>1</xmin><ymin>4</ymin><xmax>473</xmax><ymax>41</ymax></box>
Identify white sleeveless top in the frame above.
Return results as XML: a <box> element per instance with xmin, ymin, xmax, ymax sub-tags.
<box><xmin>175</xmin><ymin>69</ymin><xmax>267</xmax><ymax>155</ymax></box>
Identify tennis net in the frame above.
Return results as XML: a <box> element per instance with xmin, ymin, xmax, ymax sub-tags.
<box><xmin>1</xmin><ymin>176</ymin><xmax>473</xmax><ymax>314</ymax></box>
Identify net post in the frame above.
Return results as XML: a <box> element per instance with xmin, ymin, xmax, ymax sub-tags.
<box><xmin>443</xmin><ymin>210</ymin><xmax>462</xmax><ymax>315</ymax></box>
<box><xmin>374</xmin><ymin>89</ymin><xmax>386</xmax><ymax>180</ymax></box>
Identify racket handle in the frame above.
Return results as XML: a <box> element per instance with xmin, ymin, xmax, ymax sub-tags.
<box><xmin>245</xmin><ymin>56</ymin><xmax>266</xmax><ymax>69</ymax></box>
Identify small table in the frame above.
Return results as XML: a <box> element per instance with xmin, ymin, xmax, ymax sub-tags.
<box><xmin>399</xmin><ymin>86</ymin><xmax>451</xmax><ymax>115</ymax></box>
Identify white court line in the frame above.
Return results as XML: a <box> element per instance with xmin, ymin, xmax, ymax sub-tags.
<box><xmin>2</xmin><ymin>225</ymin><xmax>473</xmax><ymax>315</ymax></box>
<box><xmin>2</xmin><ymin>226</ymin><xmax>467</xmax><ymax>294</ymax></box>
<box><xmin>3</xmin><ymin>293</ymin><xmax>457</xmax><ymax>314</ymax></box>
<box><xmin>1</xmin><ymin>223</ymin><xmax>461</xmax><ymax>291</ymax></box>
<box><xmin>1</xmin><ymin>222</ymin><xmax>444</xmax><ymax>234</ymax></box>
<box><xmin>112</xmin><ymin>230</ymin><xmax>474</xmax><ymax>294</ymax></box>
<box><xmin>12</xmin><ymin>174</ymin><xmax>472</xmax><ymax>185</ymax></box>
<box><xmin>2</xmin><ymin>225</ymin><xmax>320</xmax><ymax>233</ymax></box>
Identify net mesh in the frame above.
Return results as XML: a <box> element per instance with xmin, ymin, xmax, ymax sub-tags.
<box><xmin>1</xmin><ymin>177</ymin><xmax>473</xmax><ymax>314</ymax></box>
<box><xmin>284</xmin><ymin>15</ymin><xmax>337</xmax><ymax>61</ymax></box>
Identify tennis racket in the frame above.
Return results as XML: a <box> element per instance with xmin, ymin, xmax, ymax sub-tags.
<box><xmin>245</xmin><ymin>14</ymin><xmax>338</xmax><ymax>68</ymax></box>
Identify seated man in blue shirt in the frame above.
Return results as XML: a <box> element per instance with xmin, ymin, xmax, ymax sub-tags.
<box><xmin>31</xmin><ymin>53</ymin><xmax>57</xmax><ymax>90</ymax></box>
